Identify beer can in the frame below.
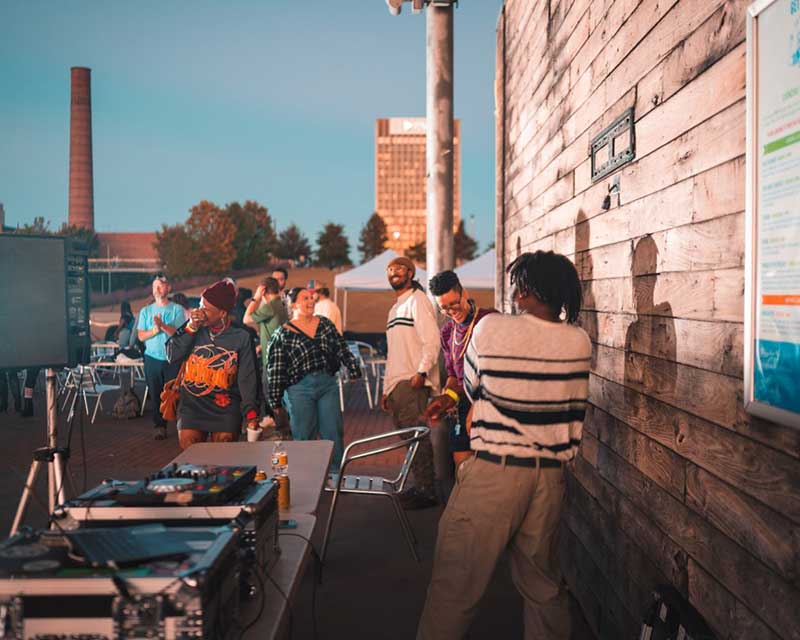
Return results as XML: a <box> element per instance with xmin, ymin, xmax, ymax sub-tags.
<box><xmin>271</xmin><ymin>452</ymin><xmax>288</xmax><ymax>468</ymax></box>
<box><xmin>277</xmin><ymin>474</ymin><xmax>290</xmax><ymax>510</ymax></box>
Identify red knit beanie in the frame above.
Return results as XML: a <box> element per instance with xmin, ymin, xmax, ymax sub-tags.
<box><xmin>202</xmin><ymin>278</ymin><xmax>237</xmax><ymax>312</ymax></box>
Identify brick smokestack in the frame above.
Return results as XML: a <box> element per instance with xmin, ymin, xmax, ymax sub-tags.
<box><xmin>68</xmin><ymin>67</ymin><xmax>94</xmax><ymax>230</ymax></box>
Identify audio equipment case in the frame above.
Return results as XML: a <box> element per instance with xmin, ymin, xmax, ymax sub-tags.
<box><xmin>0</xmin><ymin>526</ymin><xmax>240</xmax><ymax>640</ymax></box>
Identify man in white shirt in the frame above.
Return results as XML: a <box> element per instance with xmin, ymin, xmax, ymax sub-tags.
<box><xmin>380</xmin><ymin>256</ymin><xmax>440</xmax><ymax>509</ymax></box>
<box><xmin>313</xmin><ymin>286</ymin><xmax>343</xmax><ymax>334</ymax></box>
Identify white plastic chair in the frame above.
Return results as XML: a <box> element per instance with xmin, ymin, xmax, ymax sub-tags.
<box><xmin>320</xmin><ymin>426</ymin><xmax>430</xmax><ymax>563</ymax></box>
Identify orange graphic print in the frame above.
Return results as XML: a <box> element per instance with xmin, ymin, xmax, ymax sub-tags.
<box><xmin>214</xmin><ymin>393</ymin><xmax>232</xmax><ymax>407</ymax></box>
<box><xmin>183</xmin><ymin>346</ymin><xmax>239</xmax><ymax>398</ymax></box>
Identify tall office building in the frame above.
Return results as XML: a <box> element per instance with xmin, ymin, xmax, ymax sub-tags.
<box><xmin>375</xmin><ymin>117</ymin><xmax>460</xmax><ymax>254</ymax></box>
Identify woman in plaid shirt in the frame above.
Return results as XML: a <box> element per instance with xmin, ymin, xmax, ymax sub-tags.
<box><xmin>266</xmin><ymin>287</ymin><xmax>361</xmax><ymax>468</ymax></box>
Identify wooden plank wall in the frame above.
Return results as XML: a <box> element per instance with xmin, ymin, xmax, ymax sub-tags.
<box><xmin>496</xmin><ymin>0</ymin><xmax>800</xmax><ymax>637</ymax></box>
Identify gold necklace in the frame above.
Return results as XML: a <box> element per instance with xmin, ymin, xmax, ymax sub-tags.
<box><xmin>451</xmin><ymin>305</ymin><xmax>479</xmax><ymax>362</ymax></box>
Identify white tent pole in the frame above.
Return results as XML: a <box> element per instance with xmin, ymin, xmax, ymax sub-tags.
<box><xmin>343</xmin><ymin>290</ymin><xmax>348</xmax><ymax>331</ymax></box>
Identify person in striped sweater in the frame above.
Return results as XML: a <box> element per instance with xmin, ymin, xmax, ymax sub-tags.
<box><xmin>417</xmin><ymin>251</ymin><xmax>591</xmax><ymax>640</ymax></box>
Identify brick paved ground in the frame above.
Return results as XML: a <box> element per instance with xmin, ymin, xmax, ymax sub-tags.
<box><xmin>0</xmin><ymin>370</ymin><xmax>594</xmax><ymax>639</ymax></box>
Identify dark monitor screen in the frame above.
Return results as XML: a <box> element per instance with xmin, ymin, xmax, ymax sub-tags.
<box><xmin>0</xmin><ymin>235</ymin><xmax>71</xmax><ymax>369</ymax></box>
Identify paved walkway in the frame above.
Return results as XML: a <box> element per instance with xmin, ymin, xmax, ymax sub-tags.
<box><xmin>0</xmin><ymin>371</ymin><xmax>594</xmax><ymax>639</ymax></box>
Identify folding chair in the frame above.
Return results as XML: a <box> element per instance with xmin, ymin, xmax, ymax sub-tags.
<box><xmin>337</xmin><ymin>343</ymin><xmax>374</xmax><ymax>411</ymax></box>
<box><xmin>320</xmin><ymin>426</ymin><xmax>430</xmax><ymax>564</ymax></box>
<box><xmin>68</xmin><ymin>366</ymin><xmax>121</xmax><ymax>424</ymax></box>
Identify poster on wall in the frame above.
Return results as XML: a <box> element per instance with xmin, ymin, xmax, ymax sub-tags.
<box><xmin>746</xmin><ymin>0</ymin><xmax>800</xmax><ymax>427</ymax></box>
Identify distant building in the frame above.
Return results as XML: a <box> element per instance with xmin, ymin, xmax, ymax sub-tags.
<box><xmin>97</xmin><ymin>232</ymin><xmax>158</xmax><ymax>260</ymax></box>
<box><xmin>375</xmin><ymin>117</ymin><xmax>460</xmax><ymax>253</ymax></box>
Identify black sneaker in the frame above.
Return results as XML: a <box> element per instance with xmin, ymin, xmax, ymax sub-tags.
<box><xmin>154</xmin><ymin>425</ymin><xmax>167</xmax><ymax>440</ymax></box>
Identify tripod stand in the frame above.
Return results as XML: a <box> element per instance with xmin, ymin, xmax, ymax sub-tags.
<box><xmin>10</xmin><ymin>369</ymin><xmax>69</xmax><ymax>535</ymax></box>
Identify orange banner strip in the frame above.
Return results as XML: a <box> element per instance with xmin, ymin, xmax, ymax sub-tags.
<box><xmin>762</xmin><ymin>295</ymin><xmax>800</xmax><ymax>306</ymax></box>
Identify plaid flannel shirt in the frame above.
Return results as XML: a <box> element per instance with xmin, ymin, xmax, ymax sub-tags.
<box><xmin>266</xmin><ymin>316</ymin><xmax>361</xmax><ymax>409</ymax></box>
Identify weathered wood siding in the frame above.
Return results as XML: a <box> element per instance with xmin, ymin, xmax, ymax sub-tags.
<box><xmin>495</xmin><ymin>1</ymin><xmax>800</xmax><ymax>637</ymax></box>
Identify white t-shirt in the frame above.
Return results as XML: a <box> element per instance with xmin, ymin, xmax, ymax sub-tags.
<box><xmin>314</xmin><ymin>298</ymin><xmax>343</xmax><ymax>334</ymax></box>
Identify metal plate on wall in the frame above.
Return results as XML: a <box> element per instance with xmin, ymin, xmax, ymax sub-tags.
<box><xmin>591</xmin><ymin>108</ymin><xmax>636</xmax><ymax>182</ymax></box>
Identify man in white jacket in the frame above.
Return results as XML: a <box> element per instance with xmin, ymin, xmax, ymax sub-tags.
<box><xmin>381</xmin><ymin>256</ymin><xmax>440</xmax><ymax>509</ymax></box>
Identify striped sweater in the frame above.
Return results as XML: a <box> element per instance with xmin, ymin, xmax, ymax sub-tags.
<box><xmin>384</xmin><ymin>288</ymin><xmax>441</xmax><ymax>397</ymax></box>
<box><xmin>464</xmin><ymin>313</ymin><xmax>591</xmax><ymax>461</ymax></box>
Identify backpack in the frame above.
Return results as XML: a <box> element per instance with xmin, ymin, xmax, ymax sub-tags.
<box><xmin>112</xmin><ymin>388</ymin><xmax>140</xmax><ymax>420</ymax></box>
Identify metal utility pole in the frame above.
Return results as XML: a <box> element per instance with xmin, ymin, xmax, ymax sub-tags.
<box><xmin>386</xmin><ymin>0</ymin><xmax>456</xmax><ymax>279</ymax></box>
<box><xmin>425</xmin><ymin>2</ymin><xmax>455</xmax><ymax>279</ymax></box>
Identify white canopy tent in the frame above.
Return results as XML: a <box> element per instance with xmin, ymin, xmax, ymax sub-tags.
<box><xmin>454</xmin><ymin>249</ymin><xmax>496</xmax><ymax>290</ymax></box>
<box><xmin>334</xmin><ymin>249</ymin><xmax>428</xmax><ymax>329</ymax></box>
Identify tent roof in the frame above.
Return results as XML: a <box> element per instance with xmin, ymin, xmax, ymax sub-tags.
<box><xmin>334</xmin><ymin>249</ymin><xmax>428</xmax><ymax>291</ymax></box>
<box><xmin>454</xmin><ymin>249</ymin><xmax>496</xmax><ymax>289</ymax></box>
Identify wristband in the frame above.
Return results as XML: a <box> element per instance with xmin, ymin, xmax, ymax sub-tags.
<box><xmin>186</xmin><ymin>322</ymin><xmax>198</xmax><ymax>334</ymax></box>
<box><xmin>444</xmin><ymin>388</ymin><xmax>460</xmax><ymax>403</ymax></box>
<box><xmin>152</xmin><ymin>326</ymin><xmax>159</xmax><ymax>336</ymax></box>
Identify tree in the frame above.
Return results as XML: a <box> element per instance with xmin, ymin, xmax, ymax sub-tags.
<box><xmin>316</xmin><ymin>223</ymin><xmax>352</xmax><ymax>268</ymax></box>
<box><xmin>404</xmin><ymin>240</ymin><xmax>426</xmax><ymax>264</ymax></box>
<box><xmin>227</xmin><ymin>200</ymin><xmax>276</xmax><ymax>269</ymax></box>
<box><xmin>17</xmin><ymin>216</ymin><xmax>52</xmax><ymax>235</ymax></box>
<box><xmin>58</xmin><ymin>224</ymin><xmax>100</xmax><ymax>257</ymax></box>
<box><xmin>357</xmin><ymin>212</ymin><xmax>388</xmax><ymax>263</ymax></box>
<box><xmin>454</xmin><ymin>219</ymin><xmax>478</xmax><ymax>264</ymax></box>
<box><xmin>155</xmin><ymin>223</ymin><xmax>197</xmax><ymax>279</ymax></box>
<box><xmin>185</xmin><ymin>200</ymin><xmax>237</xmax><ymax>274</ymax></box>
<box><xmin>402</xmin><ymin>220</ymin><xmax>477</xmax><ymax>267</ymax></box>
<box><xmin>14</xmin><ymin>217</ymin><xmax>99</xmax><ymax>257</ymax></box>
<box><xmin>274</xmin><ymin>224</ymin><xmax>312</xmax><ymax>263</ymax></box>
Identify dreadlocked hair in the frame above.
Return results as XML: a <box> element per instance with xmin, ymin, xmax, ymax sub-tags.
<box><xmin>507</xmin><ymin>251</ymin><xmax>582</xmax><ymax>323</ymax></box>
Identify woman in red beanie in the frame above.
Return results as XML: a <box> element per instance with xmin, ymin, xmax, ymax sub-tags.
<box><xmin>167</xmin><ymin>278</ymin><xmax>260</xmax><ymax>449</ymax></box>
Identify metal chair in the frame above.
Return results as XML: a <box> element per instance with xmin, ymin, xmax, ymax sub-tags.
<box><xmin>320</xmin><ymin>426</ymin><xmax>430</xmax><ymax>564</ymax></box>
<box><xmin>67</xmin><ymin>366</ymin><xmax>121</xmax><ymax>424</ymax></box>
<box><xmin>349</xmin><ymin>340</ymin><xmax>380</xmax><ymax>376</ymax></box>
<box><xmin>337</xmin><ymin>343</ymin><xmax>374</xmax><ymax>411</ymax></box>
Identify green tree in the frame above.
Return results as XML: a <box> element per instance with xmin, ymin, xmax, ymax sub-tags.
<box><xmin>404</xmin><ymin>240</ymin><xmax>426</xmax><ymax>264</ymax></box>
<box><xmin>316</xmin><ymin>223</ymin><xmax>352</xmax><ymax>268</ymax></box>
<box><xmin>357</xmin><ymin>212</ymin><xmax>388</xmax><ymax>263</ymax></box>
<box><xmin>227</xmin><ymin>200</ymin><xmax>276</xmax><ymax>269</ymax></box>
<box><xmin>14</xmin><ymin>217</ymin><xmax>99</xmax><ymax>257</ymax></box>
<box><xmin>58</xmin><ymin>224</ymin><xmax>100</xmax><ymax>257</ymax></box>
<box><xmin>274</xmin><ymin>224</ymin><xmax>312</xmax><ymax>263</ymax></box>
<box><xmin>454</xmin><ymin>219</ymin><xmax>478</xmax><ymax>263</ymax></box>
<box><xmin>185</xmin><ymin>200</ymin><xmax>237</xmax><ymax>274</ymax></box>
<box><xmin>155</xmin><ymin>223</ymin><xmax>197</xmax><ymax>279</ymax></box>
<box><xmin>17</xmin><ymin>216</ymin><xmax>52</xmax><ymax>235</ymax></box>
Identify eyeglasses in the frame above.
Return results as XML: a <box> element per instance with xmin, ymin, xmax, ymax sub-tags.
<box><xmin>438</xmin><ymin>292</ymin><xmax>464</xmax><ymax>313</ymax></box>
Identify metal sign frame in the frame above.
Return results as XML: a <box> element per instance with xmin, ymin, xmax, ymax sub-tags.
<box><xmin>744</xmin><ymin>0</ymin><xmax>800</xmax><ymax>428</ymax></box>
<box><xmin>590</xmin><ymin>107</ymin><xmax>636</xmax><ymax>182</ymax></box>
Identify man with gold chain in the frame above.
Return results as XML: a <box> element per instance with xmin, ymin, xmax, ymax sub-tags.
<box><xmin>424</xmin><ymin>270</ymin><xmax>497</xmax><ymax>475</ymax></box>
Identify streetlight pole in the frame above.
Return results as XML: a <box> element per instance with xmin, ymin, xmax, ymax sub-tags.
<box><xmin>425</xmin><ymin>2</ymin><xmax>455</xmax><ymax>280</ymax></box>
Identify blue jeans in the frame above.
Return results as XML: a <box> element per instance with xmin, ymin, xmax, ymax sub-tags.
<box><xmin>284</xmin><ymin>372</ymin><xmax>343</xmax><ymax>470</ymax></box>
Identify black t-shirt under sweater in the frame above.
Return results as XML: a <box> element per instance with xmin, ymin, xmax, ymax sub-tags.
<box><xmin>167</xmin><ymin>323</ymin><xmax>259</xmax><ymax>433</ymax></box>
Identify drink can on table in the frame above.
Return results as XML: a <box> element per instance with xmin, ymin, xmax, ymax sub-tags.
<box><xmin>277</xmin><ymin>473</ymin><xmax>290</xmax><ymax>510</ymax></box>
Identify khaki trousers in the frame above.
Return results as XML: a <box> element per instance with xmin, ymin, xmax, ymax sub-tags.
<box><xmin>387</xmin><ymin>381</ymin><xmax>435</xmax><ymax>496</ymax></box>
<box><xmin>417</xmin><ymin>455</ymin><xmax>571</xmax><ymax>640</ymax></box>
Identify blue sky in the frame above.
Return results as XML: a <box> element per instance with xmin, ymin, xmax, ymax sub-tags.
<box><xmin>0</xmin><ymin>0</ymin><xmax>503</xmax><ymax>258</ymax></box>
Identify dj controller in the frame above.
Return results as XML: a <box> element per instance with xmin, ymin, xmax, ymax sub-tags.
<box><xmin>0</xmin><ymin>463</ymin><xmax>280</xmax><ymax>639</ymax></box>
